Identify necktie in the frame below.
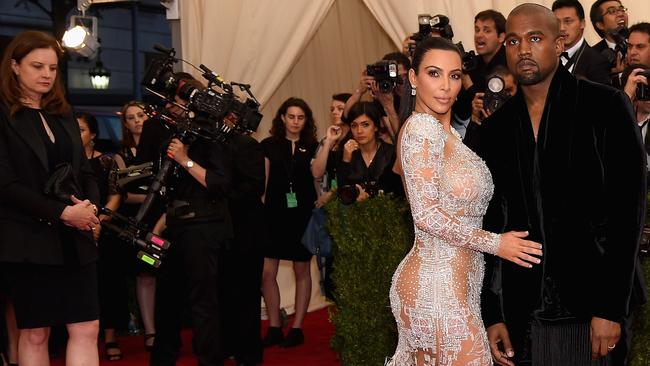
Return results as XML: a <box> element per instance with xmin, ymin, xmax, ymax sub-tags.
<box><xmin>560</xmin><ymin>52</ymin><xmax>570</xmax><ymax>65</ymax></box>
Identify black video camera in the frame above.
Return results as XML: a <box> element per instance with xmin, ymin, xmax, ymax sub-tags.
<box><xmin>337</xmin><ymin>181</ymin><xmax>380</xmax><ymax>205</ymax></box>
<box><xmin>636</xmin><ymin>69</ymin><xmax>650</xmax><ymax>101</ymax></box>
<box><xmin>141</xmin><ymin>45</ymin><xmax>262</xmax><ymax>140</ymax></box>
<box><xmin>483</xmin><ymin>75</ymin><xmax>512</xmax><ymax>114</ymax></box>
<box><xmin>455</xmin><ymin>42</ymin><xmax>479</xmax><ymax>73</ymax></box>
<box><xmin>366</xmin><ymin>60</ymin><xmax>400</xmax><ymax>93</ymax></box>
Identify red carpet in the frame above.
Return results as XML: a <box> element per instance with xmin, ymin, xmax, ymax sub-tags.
<box><xmin>51</xmin><ymin>307</ymin><xmax>340</xmax><ymax>366</ymax></box>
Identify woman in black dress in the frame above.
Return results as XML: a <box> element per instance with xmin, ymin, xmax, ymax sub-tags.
<box><xmin>261</xmin><ymin>97</ymin><xmax>318</xmax><ymax>348</ymax></box>
<box><xmin>0</xmin><ymin>31</ymin><xmax>101</xmax><ymax>365</ymax></box>
<box><xmin>77</xmin><ymin>112</ymin><xmax>129</xmax><ymax>361</ymax></box>
<box><xmin>114</xmin><ymin>101</ymin><xmax>157</xmax><ymax>350</ymax></box>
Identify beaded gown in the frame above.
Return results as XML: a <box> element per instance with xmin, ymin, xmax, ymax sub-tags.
<box><xmin>388</xmin><ymin>113</ymin><xmax>501</xmax><ymax>366</ymax></box>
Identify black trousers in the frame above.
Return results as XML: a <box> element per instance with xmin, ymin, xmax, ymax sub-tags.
<box><xmin>150</xmin><ymin>222</ymin><xmax>224</xmax><ymax>366</ymax></box>
<box><xmin>220</xmin><ymin>246</ymin><xmax>264</xmax><ymax>364</ymax></box>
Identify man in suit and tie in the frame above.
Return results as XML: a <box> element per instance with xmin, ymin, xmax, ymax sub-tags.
<box><xmin>590</xmin><ymin>0</ymin><xmax>629</xmax><ymax>85</ymax></box>
<box><xmin>553</xmin><ymin>0</ymin><xmax>611</xmax><ymax>84</ymax></box>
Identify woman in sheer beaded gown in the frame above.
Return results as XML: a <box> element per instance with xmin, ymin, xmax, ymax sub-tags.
<box><xmin>387</xmin><ymin>37</ymin><xmax>543</xmax><ymax>366</ymax></box>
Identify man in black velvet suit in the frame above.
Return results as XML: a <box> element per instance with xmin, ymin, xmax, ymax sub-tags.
<box><xmin>475</xmin><ymin>4</ymin><xmax>645</xmax><ymax>366</ymax></box>
<box><xmin>553</xmin><ymin>0</ymin><xmax>610</xmax><ymax>84</ymax></box>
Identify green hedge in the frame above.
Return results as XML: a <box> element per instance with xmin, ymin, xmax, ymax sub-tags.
<box><xmin>326</xmin><ymin>195</ymin><xmax>413</xmax><ymax>366</ymax></box>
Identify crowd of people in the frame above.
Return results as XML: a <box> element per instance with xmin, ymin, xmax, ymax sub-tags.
<box><xmin>0</xmin><ymin>0</ymin><xmax>648</xmax><ymax>365</ymax></box>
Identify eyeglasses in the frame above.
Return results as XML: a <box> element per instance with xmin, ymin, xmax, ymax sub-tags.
<box><xmin>602</xmin><ymin>6</ymin><xmax>627</xmax><ymax>16</ymax></box>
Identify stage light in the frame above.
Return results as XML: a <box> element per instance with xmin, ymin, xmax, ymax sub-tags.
<box><xmin>62</xmin><ymin>16</ymin><xmax>99</xmax><ymax>59</ymax></box>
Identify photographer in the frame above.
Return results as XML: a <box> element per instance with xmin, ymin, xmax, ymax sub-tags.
<box><xmin>590</xmin><ymin>0</ymin><xmax>629</xmax><ymax>83</ymax></box>
<box><xmin>149</xmin><ymin>84</ymin><xmax>234</xmax><ymax>366</ymax></box>
<box><xmin>455</xmin><ymin>10</ymin><xmax>508</xmax><ymax>122</ymax></box>
<box><xmin>337</xmin><ymin>102</ymin><xmax>402</xmax><ymax>204</ymax></box>
<box><xmin>344</xmin><ymin>53</ymin><xmax>410</xmax><ymax>140</ymax></box>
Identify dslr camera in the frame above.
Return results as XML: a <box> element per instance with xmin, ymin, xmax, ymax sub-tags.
<box><xmin>636</xmin><ymin>69</ymin><xmax>650</xmax><ymax>101</ymax></box>
<box><xmin>483</xmin><ymin>75</ymin><xmax>512</xmax><ymax>114</ymax></box>
<box><xmin>337</xmin><ymin>181</ymin><xmax>380</xmax><ymax>205</ymax></box>
<box><xmin>366</xmin><ymin>60</ymin><xmax>399</xmax><ymax>93</ymax></box>
<box><xmin>409</xmin><ymin>14</ymin><xmax>478</xmax><ymax>72</ymax></box>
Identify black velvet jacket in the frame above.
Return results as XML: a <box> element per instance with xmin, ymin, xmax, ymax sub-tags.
<box><xmin>475</xmin><ymin>67</ymin><xmax>646</xmax><ymax>342</ymax></box>
<box><xmin>0</xmin><ymin>106</ymin><xmax>99</xmax><ymax>266</ymax></box>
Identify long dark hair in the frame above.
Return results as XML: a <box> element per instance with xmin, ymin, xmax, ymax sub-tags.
<box><xmin>270</xmin><ymin>97</ymin><xmax>317</xmax><ymax>145</ymax></box>
<box><xmin>120</xmin><ymin>101</ymin><xmax>148</xmax><ymax>149</ymax></box>
<box><xmin>0</xmin><ymin>31</ymin><xmax>70</xmax><ymax>116</ymax></box>
<box><xmin>398</xmin><ymin>37</ymin><xmax>462</xmax><ymax>125</ymax></box>
<box><xmin>76</xmin><ymin>111</ymin><xmax>99</xmax><ymax>142</ymax></box>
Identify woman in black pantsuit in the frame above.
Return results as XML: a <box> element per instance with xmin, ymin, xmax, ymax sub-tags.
<box><xmin>261</xmin><ymin>97</ymin><xmax>318</xmax><ymax>348</ymax></box>
<box><xmin>0</xmin><ymin>31</ymin><xmax>101</xmax><ymax>365</ymax></box>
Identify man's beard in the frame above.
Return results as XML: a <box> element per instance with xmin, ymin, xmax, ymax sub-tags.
<box><xmin>517</xmin><ymin>70</ymin><xmax>543</xmax><ymax>85</ymax></box>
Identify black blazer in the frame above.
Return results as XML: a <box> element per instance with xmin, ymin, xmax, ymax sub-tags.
<box><xmin>0</xmin><ymin>106</ymin><xmax>99</xmax><ymax>266</ymax></box>
<box><xmin>476</xmin><ymin>67</ymin><xmax>645</xmax><ymax>342</ymax></box>
<box><xmin>571</xmin><ymin>41</ymin><xmax>611</xmax><ymax>85</ymax></box>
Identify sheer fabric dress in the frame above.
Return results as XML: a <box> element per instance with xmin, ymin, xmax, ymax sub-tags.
<box><xmin>388</xmin><ymin>113</ymin><xmax>500</xmax><ymax>366</ymax></box>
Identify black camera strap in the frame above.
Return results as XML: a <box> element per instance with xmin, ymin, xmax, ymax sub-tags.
<box><xmin>562</xmin><ymin>41</ymin><xmax>586</xmax><ymax>74</ymax></box>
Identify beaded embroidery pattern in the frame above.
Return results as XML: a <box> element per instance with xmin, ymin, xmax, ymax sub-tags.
<box><xmin>387</xmin><ymin>113</ymin><xmax>500</xmax><ymax>366</ymax></box>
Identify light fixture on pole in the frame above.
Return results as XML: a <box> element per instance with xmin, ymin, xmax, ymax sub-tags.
<box><xmin>62</xmin><ymin>15</ymin><xmax>99</xmax><ymax>59</ymax></box>
<box><xmin>89</xmin><ymin>58</ymin><xmax>111</xmax><ymax>89</ymax></box>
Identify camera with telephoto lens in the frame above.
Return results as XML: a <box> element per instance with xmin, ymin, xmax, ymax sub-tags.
<box><xmin>636</xmin><ymin>69</ymin><xmax>650</xmax><ymax>101</ymax></box>
<box><xmin>337</xmin><ymin>181</ymin><xmax>380</xmax><ymax>205</ymax></box>
<box><xmin>141</xmin><ymin>45</ymin><xmax>262</xmax><ymax>140</ymax></box>
<box><xmin>483</xmin><ymin>75</ymin><xmax>512</xmax><ymax>114</ymax></box>
<box><xmin>366</xmin><ymin>60</ymin><xmax>399</xmax><ymax>93</ymax></box>
<box><xmin>409</xmin><ymin>14</ymin><xmax>478</xmax><ymax>72</ymax></box>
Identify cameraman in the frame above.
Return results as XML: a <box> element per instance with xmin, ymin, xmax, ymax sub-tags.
<box><xmin>455</xmin><ymin>10</ymin><xmax>508</xmax><ymax>122</ymax></box>
<box><xmin>344</xmin><ymin>53</ymin><xmax>410</xmax><ymax>140</ymax></box>
<box><xmin>149</xmin><ymin>82</ymin><xmax>234</xmax><ymax>366</ymax></box>
<box><xmin>216</xmin><ymin>112</ymin><xmax>266</xmax><ymax>365</ymax></box>
<box><xmin>590</xmin><ymin>0</ymin><xmax>629</xmax><ymax>83</ymax></box>
<box><xmin>337</xmin><ymin>102</ymin><xmax>402</xmax><ymax>203</ymax></box>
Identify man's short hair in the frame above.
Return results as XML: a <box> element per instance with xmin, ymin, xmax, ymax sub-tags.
<box><xmin>590</xmin><ymin>0</ymin><xmax>622</xmax><ymax>38</ymax></box>
<box><xmin>552</xmin><ymin>0</ymin><xmax>585</xmax><ymax>20</ymax></box>
<box><xmin>475</xmin><ymin>10</ymin><xmax>506</xmax><ymax>35</ymax></box>
<box><xmin>382</xmin><ymin>52</ymin><xmax>411</xmax><ymax>70</ymax></box>
<box><xmin>629</xmin><ymin>22</ymin><xmax>650</xmax><ymax>40</ymax></box>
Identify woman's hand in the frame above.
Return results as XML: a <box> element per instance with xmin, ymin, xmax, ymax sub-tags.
<box><xmin>315</xmin><ymin>191</ymin><xmax>333</xmax><ymax>208</ymax></box>
<box><xmin>61</xmin><ymin>195</ymin><xmax>100</xmax><ymax>231</ymax></box>
<box><xmin>166</xmin><ymin>138</ymin><xmax>190</xmax><ymax>165</ymax></box>
<box><xmin>325</xmin><ymin>125</ymin><xmax>343</xmax><ymax>144</ymax></box>
<box><xmin>496</xmin><ymin>231</ymin><xmax>543</xmax><ymax>268</ymax></box>
<box><xmin>342</xmin><ymin>139</ymin><xmax>359</xmax><ymax>163</ymax></box>
<box><xmin>355</xmin><ymin>184</ymin><xmax>369</xmax><ymax>202</ymax></box>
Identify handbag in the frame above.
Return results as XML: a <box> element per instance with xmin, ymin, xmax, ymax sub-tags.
<box><xmin>301</xmin><ymin>207</ymin><xmax>332</xmax><ymax>258</ymax></box>
<box><xmin>43</xmin><ymin>162</ymin><xmax>83</xmax><ymax>204</ymax></box>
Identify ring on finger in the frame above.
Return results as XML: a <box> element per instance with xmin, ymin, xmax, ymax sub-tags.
<box><xmin>607</xmin><ymin>344</ymin><xmax>616</xmax><ymax>350</ymax></box>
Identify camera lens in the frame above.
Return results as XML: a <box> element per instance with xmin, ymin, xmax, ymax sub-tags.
<box><xmin>487</xmin><ymin>76</ymin><xmax>504</xmax><ymax>93</ymax></box>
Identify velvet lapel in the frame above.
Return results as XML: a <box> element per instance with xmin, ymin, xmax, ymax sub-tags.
<box><xmin>9</xmin><ymin>108</ymin><xmax>48</xmax><ymax>171</ymax></box>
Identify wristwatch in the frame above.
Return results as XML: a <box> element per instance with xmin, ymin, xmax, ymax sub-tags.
<box><xmin>185</xmin><ymin>160</ymin><xmax>194</xmax><ymax>169</ymax></box>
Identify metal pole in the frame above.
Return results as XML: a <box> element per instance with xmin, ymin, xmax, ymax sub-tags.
<box><xmin>132</xmin><ymin>2</ymin><xmax>141</xmax><ymax>100</ymax></box>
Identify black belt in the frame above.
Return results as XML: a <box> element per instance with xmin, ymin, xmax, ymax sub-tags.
<box><xmin>167</xmin><ymin>199</ymin><xmax>221</xmax><ymax>220</ymax></box>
